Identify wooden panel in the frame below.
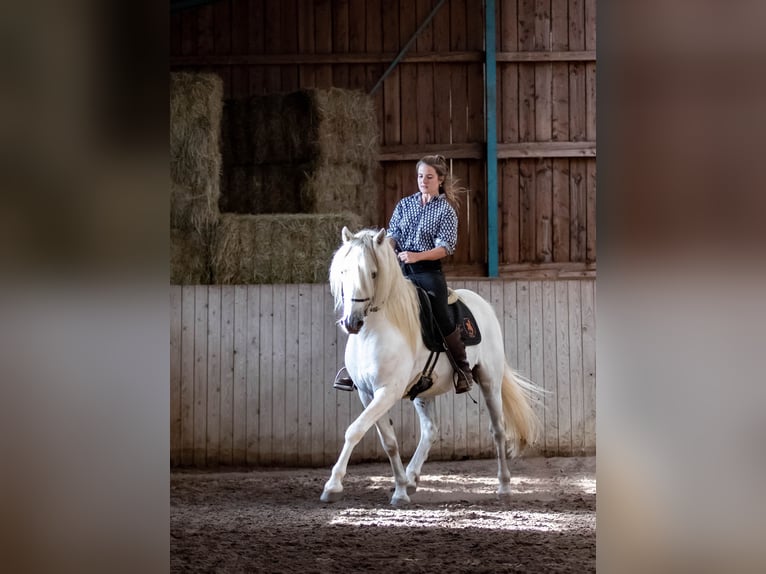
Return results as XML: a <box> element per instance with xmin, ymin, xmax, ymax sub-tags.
<box><xmin>213</xmin><ymin>0</ymin><xmax>232</xmax><ymax>97</ymax></box>
<box><xmin>245</xmin><ymin>285</ymin><xmax>260</xmax><ymax>465</ymax></box>
<box><xmin>180</xmin><ymin>286</ymin><xmax>195</xmax><ymax>465</ymax></box>
<box><xmin>170</xmin><ymin>287</ymin><xmax>182</xmax><ymax>466</ymax></box>
<box><xmin>258</xmin><ymin>286</ymin><xmax>274</xmax><ymax>464</ymax></box>
<box><xmin>567</xmin><ymin>281</ymin><xmax>585</xmax><ymax>455</ymax></box>
<box><xmin>585</xmin><ymin>0</ymin><xmax>596</xmax><ymax>141</ymax></box>
<box><xmin>569</xmin><ymin>158</ymin><xmax>587</xmax><ymax>262</ymax></box>
<box><xmin>206</xmin><ymin>287</ymin><xmax>221</xmax><ymax>466</ymax></box>
<box><xmin>348</xmin><ymin>0</ymin><xmax>366</xmax><ymax>89</ymax></box>
<box><xmin>193</xmin><ymin>286</ymin><xmax>208</xmax><ymax>466</ymax></box>
<box><xmin>586</xmin><ymin>159</ymin><xmax>596</xmax><ymax>262</ymax></box>
<box><xmin>381</xmin><ymin>2</ymin><xmax>401</xmax><ymax>146</ymax></box>
<box><xmin>527</xmin><ymin>282</ymin><xmax>546</xmax><ymax>445</ymax></box>
<box><xmin>280</xmin><ymin>0</ymin><xmax>300</xmax><ymax>91</ymax></box>
<box><xmin>416</xmin><ymin>63</ymin><xmax>434</xmax><ymax>144</ymax></box>
<box><xmin>478</xmin><ymin>281</ymin><xmax>495</xmax><ymax>457</ymax></box>
<box><xmin>171</xmin><ymin>279</ymin><xmax>596</xmax><ymax>465</ymax></box>
<box><xmin>219</xmin><ymin>286</ymin><xmax>235</xmax><ymax>465</ymax></box>
<box><xmin>197</xmin><ymin>4</ymin><xmax>215</xmax><ymax>56</ymax></box>
<box><xmin>552</xmin><ymin>158</ymin><xmax>571</xmax><ymax>261</ymax></box>
<box><xmin>314</xmin><ymin>0</ymin><xmax>333</xmax><ymax>88</ymax></box>
<box><xmin>271</xmin><ymin>284</ymin><xmax>287</xmax><ymax>465</ymax></box>
<box><xmin>310</xmin><ymin>284</ymin><xmax>326</xmax><ymax>466</ymax></box>
<box><xmin>554</xmin><ymin>281</ymin><xmax>571</xmax><ymax>455</ymax></box>
<box><xmin>519</xmin><ymin>159</ymin><xmax>536</xmax><ymax>261</ymax></box>
<box><xmin>540</xmin><ymin>281</ymin><xmax>557</xmax><ymax>455</ymax></box>
<box><xmin>322</xmin><ymin>288</ymin><xmax>338</xmax><ymax>465</ymax></box>
<box><xmin>535</xmin><ymin>158</ymin><xmax>553</xmax><ymax>262</ymax></box>
<box><xmin>232</xmin><ymin>286</ymin><xmax>248</xmax><ymax>463</ymax></box>
<box><xmin>297</xmin><ymin>0</ymin><xmax>316</xmax><ymax>87</ymax></box>
<box><xmin>500</xmin><ymin>160</ymin><xmax>520</xmax><ymax>264</ymax></box>
<box><xmin>297</xmin><ymin>285</ymin><xmax>313</xmax><ymax>466</ymax></box>
<box><xmin>581</xmin><ymin>278</ymin><xmax>596</xmax><ymax>455</ymax></box>
<box><xmin>283</xmin><ymin>284</ymin><xmax>300</xmax><ymax>465</ymax></box>
<box><xmin>263</xmin><ymin>1</ymin><xmax>281</xmax><ymax>92</ymax></box>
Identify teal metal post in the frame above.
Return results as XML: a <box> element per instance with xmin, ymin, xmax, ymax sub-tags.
<box><xmin>485</xmin><ymin>0</ymin><xmax>499</xmax><ymax>277</ymax></box>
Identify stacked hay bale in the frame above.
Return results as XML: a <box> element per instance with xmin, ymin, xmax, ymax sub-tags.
<box><xmin>211</xmin><ymin>212</ymin><xmax>363</xmax><ymax>284</ymax></box>
<box><xmin>220</xmin><ymin>88</ymin><xmax>379</xmax><ymax>225</ymax></box>
<box><xmin>169</xmin><ymin>72</ymin><xmax>223</xmax><ymax>284</ymax></box>
<box><xmin>212</xmin><ymin>87</ymin><xmax>380</xmax><ymax>285</ymax></box>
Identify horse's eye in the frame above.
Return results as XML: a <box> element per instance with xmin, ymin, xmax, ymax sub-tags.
<box><xmin>371</xmin><ymin>271</ymin><xmax>377</xmax><ymax>279</ymax></box>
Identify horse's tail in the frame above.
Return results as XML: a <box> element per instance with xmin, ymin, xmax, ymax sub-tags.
<box><xmin>501</xmin><ymin>363</ymin><xmax>543</xmax><ymax>458</ymax></box>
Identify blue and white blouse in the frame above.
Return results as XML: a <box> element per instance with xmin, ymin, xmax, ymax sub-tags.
<box><xmin>387</xmin><ymin>192</ymin><xmax>458</xmax><ymax>255</ymax></box>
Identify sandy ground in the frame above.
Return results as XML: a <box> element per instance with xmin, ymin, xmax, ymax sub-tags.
<box><xmin>171</xmin><ymin>456</ymin><xmax>595</xmax><ymax>573</ymax></box>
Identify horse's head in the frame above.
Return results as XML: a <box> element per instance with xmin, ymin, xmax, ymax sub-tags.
<box><xmin>329</xmin><ymin>227</ymin><xmax>395</xmax><ymax>334</ymax></box>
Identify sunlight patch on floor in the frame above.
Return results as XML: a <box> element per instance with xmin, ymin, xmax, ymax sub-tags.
<box><xmin>329</xmin><ymin>507</ymin><xmax>595</xmax><ymax>533</ymax></box>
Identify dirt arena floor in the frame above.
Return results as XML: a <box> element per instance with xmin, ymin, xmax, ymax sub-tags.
<box><xmin>171</xmin><ymin>456</ymin><xmax>595</xmax><ymax>573</ymax></box>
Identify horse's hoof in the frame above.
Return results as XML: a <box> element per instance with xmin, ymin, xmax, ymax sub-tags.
<box><xmin>390</xmin><ymin>494</ymin><xmax>411</xmax><ymax>507</ymax></box>
<box><xmin>406</xmin><ymin>483</ymin><xmax>417</xmax><ymax>495</ymax></box>
<box><xmin>320</xmin><ymin>489</ymin><xmax>343</xmax><ymax>503</ymax></box>
<box><xmin>496</xmin><ymin>486</ymin><xmax>512</xmax><ymax>499</ymax></box>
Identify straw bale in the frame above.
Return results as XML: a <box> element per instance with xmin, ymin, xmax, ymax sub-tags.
<box><xmin>302</xmin><ymin>163</ymin><xmax>380</xmax><ymax>225</ymax></box>
<box><xmin>170</xmin><ymin>228</ymin><xmax>212</xmax><ymax>284</ymax></box>
<box><xmin>170</xmin><ymin>72</ymin><xmax>223</xmax><ymax>232</ymax></box>
<box><xmin>211</xmin><ymin>212</ymin><xmax>364</xmax><ymax>284</ymax></box>
<box><xmin>311</xmin><ymin>88</ymin><xmax>379</xmax><ymax>169</ymax></box>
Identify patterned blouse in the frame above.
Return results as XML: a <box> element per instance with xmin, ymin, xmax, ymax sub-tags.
<box><xmin>387</xmin><ymin>192</ymin><xmax>458</xmax><ymax>255</ymax></box>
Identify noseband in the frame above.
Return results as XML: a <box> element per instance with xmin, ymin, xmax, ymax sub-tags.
<box><xmin>349</xmin><ymin>297</ymin><xmax>380</xmax><ymax>315</ymax></box>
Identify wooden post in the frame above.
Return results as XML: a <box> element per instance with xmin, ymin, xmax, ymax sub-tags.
<box><xmin>486</xmin><ymin>0</ymin><xmax>499</xmax><ymax>276</ymax></box>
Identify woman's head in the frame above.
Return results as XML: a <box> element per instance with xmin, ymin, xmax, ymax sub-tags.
<box><xmin>415</xmin><ymin>155</ymin><xmax>467</xmax><ymax>210</ymax></box>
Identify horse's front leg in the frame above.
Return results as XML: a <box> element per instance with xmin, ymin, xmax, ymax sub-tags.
<box><xmin>321</xmin><ymin>387</ymin><xmax>402</xmax><ymax>504</ymax></box>
<box><xmin>405</xmin><ymin>397</ymin><xmax>438</xmax><ymax>494</ymax></box>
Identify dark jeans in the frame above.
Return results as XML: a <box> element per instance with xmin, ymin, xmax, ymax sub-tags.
<box><xmin>403</xmin><ymin>266</ymin><xmax>454</xmax><ymax>337</ymax></box>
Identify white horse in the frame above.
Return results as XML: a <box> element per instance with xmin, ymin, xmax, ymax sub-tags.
<box><xmin>321</xmin><ymin>227</ymin><xmax>542</xmax><ymax>506</ymax></box>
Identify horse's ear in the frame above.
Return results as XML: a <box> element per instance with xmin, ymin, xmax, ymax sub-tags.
<box><xmin>374</xmin><ymin>229</ymin><xmax>386</xmax><ymax>245</ymax></box>
<box><xmin>341</xmin><ymin>226</ymin><xmax>353</xmax><ymax>243</ymax></box>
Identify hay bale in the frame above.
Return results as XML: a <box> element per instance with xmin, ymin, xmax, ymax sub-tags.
<box><xmin>302</xmin><ymin>163</ymin><xmax>380</xmax><ymax>225</ymax></box>
<box><xmin>212</xmin><ymin>213</ymin><xmax>364</xmax><ymax>284</ymax></box>
<box><xmin>171</xmin><ymin>228</ymin><xmax>212</xmax><ymax>284</ymax></box>
<box><xmin>310</xmin><ymin>88</ymin><xmax>379</xmax><ymax>169</ymax></box>
<box><xmin>170</xmin><ymin>72</ymin><xmax>223</xmax><ymax>232</ymax></box>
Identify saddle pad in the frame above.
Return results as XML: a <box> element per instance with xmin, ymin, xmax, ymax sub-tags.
<box><xmin>416</xmin><ymin>287</ymin><xmax>483</xmax><ymax>352</ymax></box>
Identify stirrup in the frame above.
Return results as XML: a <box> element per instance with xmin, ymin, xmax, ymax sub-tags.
<box><xmin>333</xmin><ymin>367</ymin><xmax>356</xmax><ymax>392</ymax></box>
<box><xmin>453</xmin><ymin>370</ymin><xmax>473</xmax><ymax>394</ymax></box>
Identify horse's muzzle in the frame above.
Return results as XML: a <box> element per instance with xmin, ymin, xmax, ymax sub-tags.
<box><xmin>343</xmin><ymin>315</ymin><xmax>364</xmax><ymax>334</ymax></box>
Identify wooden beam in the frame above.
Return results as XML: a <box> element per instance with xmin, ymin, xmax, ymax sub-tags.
<box><xmin>170</xmin><ymin>50</ymin><xmax>595</xmax><ymax>67</ymax></box>
<box><xmin>377</xmin><ymin>142</ymin><xmax>595</xmax><ymax>161</ymax></box>
<box><xmin>378</xmin><ymin>142</ymin><xmax>484</xmax><ymax>161</ymax></box>
<box><xmin>496</xmin><ymin>50</ymin><xmax>596</xmax><ymax>62</ymax></box>
<box><xmin>443</xmin><ymin>262</ymin><xmax>596</xmax><ymax>279</ymax></box>
<box><xmin>497</xmin><ymin>141</ymin><xmax>596</xmax><ymax>158</ymax></box>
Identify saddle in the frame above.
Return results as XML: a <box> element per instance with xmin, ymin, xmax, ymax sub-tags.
<box><xmin>416</xmin><ymin>287</ymin><xmax>482</xmax><ymax>352</ymax></box>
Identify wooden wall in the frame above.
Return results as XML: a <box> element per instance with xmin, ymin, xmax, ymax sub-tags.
<box><xmin>170</xmin><ymin>279</ymin><xmax>596</xmax><ymax>467</ymax></box>
<box><xmin>170</xmin><ymin>0</ymin><xmax>596</xmax><ymax>276</ymax></box>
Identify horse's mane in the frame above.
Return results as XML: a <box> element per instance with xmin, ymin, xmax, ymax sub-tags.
<box><xmin>329</xmin><ymin>229</ymin><xmax>421</xmax><ymax>349</ymax></box>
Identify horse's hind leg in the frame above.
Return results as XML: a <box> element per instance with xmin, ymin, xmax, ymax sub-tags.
<box><xmin>373</xmin><ymin>415</ymin><xmax>411</xmax><ymax>506</ymax></box>
<box><xmin>476</xmin><ymin>368</ymin><xmax>513</xmax><ymax>497</ymax></box>
<box><xmin>405</xmin><ymin>397</ymin><xmax>438</xmax><ymax>494</ymax></box>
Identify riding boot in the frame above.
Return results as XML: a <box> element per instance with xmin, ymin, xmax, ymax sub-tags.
<box><xmin>444</xmin><ymin>327</ymin><xmax>474</xmax><ymax>394</ymax></box>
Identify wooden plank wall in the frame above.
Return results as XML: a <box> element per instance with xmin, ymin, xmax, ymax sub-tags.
<box><xmin>170</xmin><ymin>0</ymin><xmax>596</xmax><ymax>276</ymax></box>
<box><xmin>170</xmin><ymin>279</ymin><xmax>596</xmax><ymax>467</ymax></box>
